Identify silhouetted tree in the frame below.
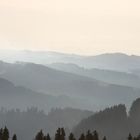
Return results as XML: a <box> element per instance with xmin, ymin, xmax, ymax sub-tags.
<box><xmin>61</xmin><ymin>128</ymin><xmax>65</xmax><ymax>140</ymax></box>
<box><xmin>55</xmin><ymin>128</ymin><xmax>61</xmax><ymax>140</ymax></box>
<box><xmin>0</xmin><ymin>128</ymin><xmax>3</xmax><ymax>140</ymax></box>
<box><xmin>128</xmin><ymin>134</ymin><xmax>133</xmax><ymax>140</ymax></box>
<box><xmin>12</xmin><ymin>134</ymin><xmax>17</xmax><ymax>140</ymax></box>
<box><xmin>2</xmin><ymin>127</ymin><xmax>9</xmax><ymax>140</ymax></box>
<box><xmin>79</xmin><ymin>133</ymin><xmax>85</xmax><ymax>140</ymax></box>
<box><xmin>55</xmin><ymin>128</ymin><xmax>65</xmax><ymax>140</ymax></box>
<box><xmin>93</xmin><ymin>131</ymin><xmax>99</xmax><ymax>140</ymax></box>
<box><xmin>69</xmin><ymin>133</ymin><xmax>76</xmax><ymax>140</ymax></box>
<box><xmin>86</xmin><ymin>130</ymin><xmax>93</xmax><ymax>140</ymax></box>
<box><xmin>35</xmin><ymin>130</ymin><xmax>44</xmax><ymax>140</ymax></box>
<box><xmin>44</xmin><ymin>134</ymin><xmax>51</xmax><ymax>140</ymax></box>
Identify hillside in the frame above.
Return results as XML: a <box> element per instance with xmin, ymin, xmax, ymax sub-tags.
<box><xmin>0</xmin><ymin>77</ymin><xmax>89</xmax><ymax>112</ymax></box>
<box><xmin>49</xmin><ymin>63</ymin><xmax>140</xmax><ymax>88</ymax></box>
<box><xmin>73</xmin><ymin>98</ymin><xmax>140</xmax><ymax>140</ymax></box>
<box><xmin>0</xmin><ymin>62</ymin><xmax>140</xmax><ymax>110</ymax></box>
<box><xmin>0</xmin><ymin>107</ymin><xmax>93</xmax><ymax>140</ymax></box>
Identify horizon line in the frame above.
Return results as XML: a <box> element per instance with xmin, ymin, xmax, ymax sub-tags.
<box><xmin>0</xmin><ymin>48</ymin><xmax>139</xmax><ymax>57</ymax></box>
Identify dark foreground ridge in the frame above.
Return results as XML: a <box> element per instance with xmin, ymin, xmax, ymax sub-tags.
<box><xmin>0</xmin><ymin>127</ymin><xmax>139</xmax><ymax>140</ymax></box>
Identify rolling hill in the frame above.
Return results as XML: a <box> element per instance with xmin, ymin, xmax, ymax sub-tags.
<box><xmin>0</xmin><ymin>61</ymin><xmax>140</xmax><ymax>110</ymax></box>
<box><xmin>73</xmin><ymin>98</ymin><xmax>140</xmax><ymax>140</ymax></box>
<box><xmin>48</xmin><ymin>63</ymin><xmax>140</xmax><ymax>88</ymax></box>
<box><xmin>0</xmin><ymin>77</ymin><xmax>90</xmax><ymax>112</ymax></box>
<box><xmin>1</xmin><ymin>50</ymin><xmax>140</xmax><ymax>72</ymax></box>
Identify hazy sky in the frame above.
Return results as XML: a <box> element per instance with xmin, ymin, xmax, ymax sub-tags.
<box><xmin>0</xmin><ymin>0</ymin><xmax>140</xmax><ymax>55</ymax></box>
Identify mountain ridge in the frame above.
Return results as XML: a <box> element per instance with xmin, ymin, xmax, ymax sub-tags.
<box><xmin>0</xmin><ymin>61</ymin><xmax>140</xmax><ymax>110</ymax></box>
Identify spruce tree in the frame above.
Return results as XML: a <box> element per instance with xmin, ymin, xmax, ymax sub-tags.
<box><xmin>128</xmin><ymin>134</ymin><xmax>133</xmax><ymax>140</ymax></box>
<box><xmin>69</xmin><ymin>133</ymin><xmax>76</xmax><ymax>140</ymax></box>
<box><xmin>12</xmin><ymin>134</ymin><xmax>17</xmax><ymax>140</ymax></box>
<box><xmin>93</xmin><ymin>131</ymin><xmax>99</xmax><ymax>140</ymax></box>
<box><xmin>45</xmin><ymin>134</ymin><xmax>51</xmax><ymax>140</ymax></box>
<box><xmin>0</xmin><ymin>128</ymin><xmax>3</xmax><ymax>140</ymax></box>
<box><xmin>55</xmin><ymin>128</ymin><xmax>61</xmax><ymax>140</ymax></box>
<box><xmin>86</xmin><ymin>130</ymin><xmax>93</xmax><ymax>140</ymax></box>
<box><xmin>2</xmin><ymin>127</ymin><xmax>9</xmax><ymax>140</ymax></box>
<box><xmin>35</xmin><ymin>130</ymin><xmax>44</xmax><ymax>140</ymax></box>
<box><xmin>61</xmin><ymin>128</ymin><xmax>65</xmax><ymax>140</ymax></box>
<box><xmin>79</xmin><ymin>133</ymin><xmax>85</xmax><ymax>140</ymax></box>
<box><xmin>55</xmin><ymin>128</ymin><xmax>66</xmax><ymax>140</ymax></box>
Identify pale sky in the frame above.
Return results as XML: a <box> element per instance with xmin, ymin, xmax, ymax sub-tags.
<box><xmin>0</xmin><ymin>0</ymin><xmax>140</xmax><ymax>55</ymax></box>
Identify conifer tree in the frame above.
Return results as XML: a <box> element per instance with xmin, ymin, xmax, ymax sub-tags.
<box><xmin>45</xmin><ymin>134</ymin><xmax>51</xmax><ymax>140</ymax></box>
<box><xmin>69</xmin><ymin>133</ymin><xmax>76</xmax><ymax>140</ymax></box>
<box><xmin>128</xmin><ymin>133</ymin><xmax>133</xmax><ymax>140</ymax></box>
<box><xmin>79</xmin><ymin>133</ymin><xmax>85</xmax><ymax>140</ymax></box>
<box><xmin>55</xmin><ymin>128</ymin><xmax>61</xmax><ymax>140</ymax></box>
<box><xmin>55</xmin><ymin>128</ymin><xmax>65</xmax><ymax>140</ymax></box>
<box><xmin>12</xmin><ymin>134</ymin><xmax>17</xmax><ymax>140</ymax></box>
<box><xmin>86</xmin><ymin>130</ymin><xmax>93</xmax><ymax>140</ymax></box>
<box><xmin>61</xmin><ymin>128</ymin><xmax>65</xmax><ymax>140</ymax></box>
<box><xmin>93</xmin><ymin>131</ymin><xmax>99</xmax><ymax>140</ymax></box>
<box><xmin>0</xmin><ymin>128</ymin><xmax>3</xmax><ymax>140</ymax></box>
<box><xmin>2</xmin><ymin>127</ymin><xmax>9</xmax><ymax>140</ymax></box>
<box><xmin>35</xmin><ymin>130</ymin><xmax>44</xmax><ymax>140</ymax></box>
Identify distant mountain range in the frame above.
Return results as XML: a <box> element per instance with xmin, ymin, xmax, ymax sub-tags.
<box><xmin>1</xmin><ymin>50</ymin><xmax>140</xmax><ymax>72</ymax></box>
<box><xmin>0</xmin><ymin>77</ymin><xmax>91</xmax><ymax>112</ymax></box>
<box><xmin>0</xmin><ymin>61</ymin><xmax>140</xmax><ymax>110</ymax></box>
<box><xmin>48</xmin><ymin>63</ymin><xmax>140</xmax><ymax>88</ymax></box>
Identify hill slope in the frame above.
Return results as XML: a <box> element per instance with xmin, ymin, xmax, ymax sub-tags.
<box><xmin>49</xmin><ymin>63</ymin><xmax>140</xmax><ymax>88</ymax></box>
<box><xmin>74</xmin><ymin>99</ymin><xmax>140</xmax><ymax>140</ymax></box>
<box><xmin>0</xmin><ymin>107</ymin><xmax>93</xmax><ymax>140</ymax></box>
<box><xmin>0</xmin><ymin>77</ymin><xmax>89</xmax><ymax>112</ymax></box>
<box><xmin>0</xmin><ymin>61</ymin><xmax>140</xmax><ymax>110</ymax></box>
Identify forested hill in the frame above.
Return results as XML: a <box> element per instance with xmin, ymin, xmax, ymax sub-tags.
<box><xmin>73</xmin><ymin>98</ymin><xmax>140</xmax><ymax>140</ymax></box>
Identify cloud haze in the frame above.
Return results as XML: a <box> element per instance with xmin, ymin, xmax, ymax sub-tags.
<box><xmin>0</xmin><ymin>0</ymin><xmax>140</xmax><ymax>55</ymax></box>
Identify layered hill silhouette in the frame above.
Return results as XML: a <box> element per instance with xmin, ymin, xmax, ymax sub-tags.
<box><xmin>73</xmin><ymin>98</ymin><xmax>140</xmax><ymax>140</ymax></box>
<box><xmin>49</xmin><ymin>63</ymin><xmax>140</xmax><ymax>88</ymax></box>
<box><xmin>0</xmin><ymin>77</ymin><xmax>90</xmax><ymax>112</ymax></box>
<box><xmin>0</xmin><ymin>61</ymin><xmax>140</xmax><ymax>110</ymax></box>
<box><xmin>0</xmin><ymin>107</ymin><xmax>93</xmax><ymax>140</ymax></box>
<box><xmin>1</xmin><ymin>50</ymin><xmax>140</xmax><ymax>72</ymax></box>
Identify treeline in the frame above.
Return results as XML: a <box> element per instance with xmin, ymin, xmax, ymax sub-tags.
<box><xmin>0</xmin><ymin>107</ymin><xmax>92</xmax><ymax>139</ymax></box>
<box><xmin>128</xmin><ymin>133</ymin><xmax>140</xmax><ymax>140</ymax></box>
<box><xmin>35</xmin><ymin>128</ymin><xmax>102</xmax><ymax>140</ymax></box>
<box><xmin>1</xmin><ymin>127</ymin><xmax>140</xmax><ymax>140</ymax></box>
<box><xmin>0</xmin><ymin>127</ymin><xmax>17</xmax><ymax>140</ymax></box>
<box><xmin>74</xmin><ymin>99</ymin><xmax>140</xmax><ymax>140</ymax></box>
<box><xmin>0</xmin><ymin>127</ymin><xmax>104</xmax><ymax>140</ymax></box>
